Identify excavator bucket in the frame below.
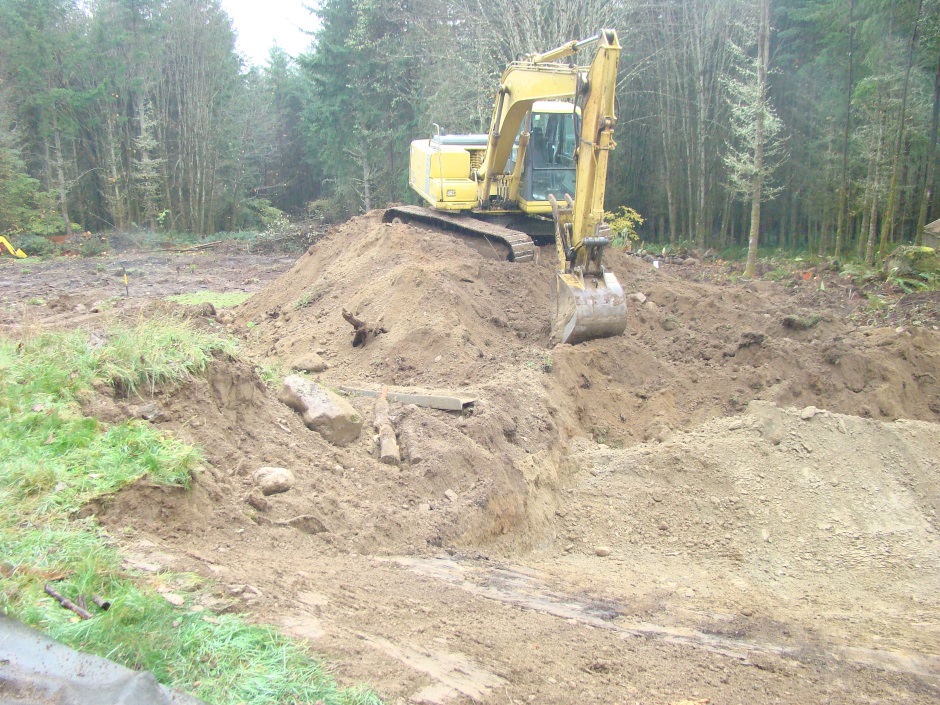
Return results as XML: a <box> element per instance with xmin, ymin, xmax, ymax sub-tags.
<box><xmin>551</xmin><ymin>270</ymin><xmax>627</xmax><ymax>345</ymax></box>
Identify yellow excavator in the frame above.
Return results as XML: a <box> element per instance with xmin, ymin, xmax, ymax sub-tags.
<box><xmin>384</xmin><ymin>29</ymin><xmax>626</xmax><ymax>345</ymax></box>
<box><xmin>0</xmin><ymin>236</ymin><xmax>27</xmax><ymax>258</ymax></box>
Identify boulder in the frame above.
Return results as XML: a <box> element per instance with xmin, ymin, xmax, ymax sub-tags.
<box><xmin>884</xmin><ymin>245</ymin><xmax>939</xmax><ymax>278</ymax></box>
<box><xmin>279</xmin><ymin>375</ymin><xmax>362</xmax><ymax>446</ymax></box>
<box><xmin>290</xmin><ymin>352</ymin><xmax>329</xmax><ymax>373</ymax></box>
<box><xmin>252</xmin><ymin>467</ymin><xmax>295</xmax><ymax>496</ymax></box>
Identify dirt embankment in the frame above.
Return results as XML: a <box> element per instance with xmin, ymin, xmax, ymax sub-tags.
<box><xmin>71</xmin><ymin>212</ymin><xmax>940</xmax><ymax>703</ymax></box>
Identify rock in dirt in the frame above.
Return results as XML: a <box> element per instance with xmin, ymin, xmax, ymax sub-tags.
<box><xmin>246</xmin><ymin>488</ymin><xmax>270</xmax><ymax>511</ymax></box>
<box><xmin>279</xmin><ymin>375</ymin><xmax>363</xmax><ymax>446</ymax></box>
<box><xmin>276</xmin><ymin>514</ymin><xmax>329</xmax><ymax>534</ymax></box>
<box><xmin>135</xmin><ymin>401</ymin><xmax>166</xmax><ymax>422</ymax></box>
<box><xmin>800</xmin><ymin>405</ymin><xmax>819</xmax><ymax>420</ymax></box>
<box><xmin>290</xmin><ymin>352</ymin><xmax>329</xmax><ymax>373</ymax></box>
<box><xmin>595</xmin><ymin>546</ymin><xmax>612</xmax><ymax>557</ymax></box>
<box><xmin>252</xmin><ymin>466</ymin><xmax>295</xmax><ymax>496</ymax></box>
<box><xmin>884</xmin><ymin>245</ymin><xmax>939</xmax><ymax>277</ymax></box>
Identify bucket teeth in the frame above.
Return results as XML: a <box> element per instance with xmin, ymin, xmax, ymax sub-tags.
<box><xmin>551</xmin><ymin>271</ymin><xmax>628</xmax><ymax>345</ymax></box>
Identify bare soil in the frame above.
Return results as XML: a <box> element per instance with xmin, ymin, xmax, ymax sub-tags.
<box><xmin>3</xmin><ymin>212</ymin><xmax>939</xmax><ymax>704</ymax></box>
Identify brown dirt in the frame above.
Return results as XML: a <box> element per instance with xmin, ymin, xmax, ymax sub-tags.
<box><xmin>5</xmin><ymin>212</ymin><xmax>940</xmax><ymax>704</ymax></box>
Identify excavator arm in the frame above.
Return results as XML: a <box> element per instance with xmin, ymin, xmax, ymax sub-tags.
<box><xmin>474</xmin><ymin>33</ymin><xmax>612</xmax><ymax>212</ymax></box>
<box><xmin>0</xmin><ymin>236</ymin><xmax>27</xmax><ymax>258</ymax></box>
<box><xmin>548</xmin><ymin>30</ymin><xmax>627</xmax><ymax>345</ymax></box>
<box><xmin>475</xmin><ymin>67</ymin><xmax>577</xmax><ymax>207</ymax></box>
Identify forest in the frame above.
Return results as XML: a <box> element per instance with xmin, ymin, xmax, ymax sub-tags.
<box><xmin>0</xmin><ymin>0</ymin><xmax>936</xmax><ymax>263</ymax></box>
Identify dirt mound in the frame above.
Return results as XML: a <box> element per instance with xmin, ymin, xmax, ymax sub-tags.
<box><xmin>88</xmin><ymin>356</ymin><xmax>553</xmax><ymax>554</ymax></box>
<box><xmin>236</xmin><ymin>210</ymin><xmax>552</xmax><ymax>386</ymax></box>
<box><xmin>543</xmin><ymin>402</ymin><xmax>940</xmax><ymax>652</ymax></box>
<box><xmin>221</xmin><ymin>212</ymin><xmax>940</xmax><ymax>551</ymax></box>
<box><xmin>238</xmin><ymin>213</ymin><xmax>940</xmax><ymax>442</ymax></box>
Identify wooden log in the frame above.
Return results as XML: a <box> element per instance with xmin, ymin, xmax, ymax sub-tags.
<box><xmin>373</xmin><ymin>386</ymin><xmax>401</xmax><ymax>466</ymax></box>
<box><xmin>44</xmin><ymin>583</ymin><xmax>93</xmax><ymax>620</ymax></box>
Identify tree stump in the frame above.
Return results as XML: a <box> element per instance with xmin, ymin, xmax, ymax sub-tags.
<box><xmin>342</xmin><ymin>309</ymin><xmax>387</xmax><ymax>347</ymax></box>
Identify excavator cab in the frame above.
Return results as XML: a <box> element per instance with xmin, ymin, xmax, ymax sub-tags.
<box><xmin>507</xmin><ymin>104</ymin><xmax>577</xmax><ymax>207</ymax></box>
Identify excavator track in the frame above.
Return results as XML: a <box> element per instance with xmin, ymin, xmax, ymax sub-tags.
<box><xmin>383</xmin><ymin>205</ymin><xmax>535</xmax><ymax>263</ymax></box>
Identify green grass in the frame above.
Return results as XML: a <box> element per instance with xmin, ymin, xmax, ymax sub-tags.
<box><xmin>255</xmin><ymin>361</ymin><xmax>287</xmax><ymax>390</ymax></box>
<box><xmin>0</xmin><ymin>321</ymin><xmax>380</xmax><ymax>705</ymax></box>
<box><xmin>166</xmin><ymin>291</ymin><xmax>254</xmax><ymax>309</ymax></box>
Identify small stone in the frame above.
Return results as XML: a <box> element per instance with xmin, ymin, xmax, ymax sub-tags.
<box><xmin>252</xmin><ymin>466</ymin><xmax>295</xmax><ymax>496</ymax></box>
<box><xmin>444</xmin><ymin>489</ymin><xmax>458</xmax><ymax>502</ymax></box>
<box><xmin>761</xmin><ymin>528</ymin><xmax>771</xmax><ymax>542</ymax></box>
<box><xmin>657</xmin><ymin>521</ymin><xmax>669</xmax><ymax>532</ymax></box>
<box><xmin>800</xmin><ymin>406</ymin><xmax>818</xmax><ymax>420</ymax></box>
<box><xmin>290</xmin><ymin>352</ymin><xmax>329</xmax><ymax>373</ymax></box>
<box><xmin>594</xmin><ymin>546</ymin><xmax>612</xmax><ymax>557</ymax></box>
<box><xmin>728</xmin><ymin>419</ymin><xmax>743</xmax><ymax>431</ymax></box>
<box><xmin>246</xmin><ymin>488</ymin><xmax>270</xmax><ymax>511</ymax></box>
<box><xmin>651</xmin><ymin>492</ymin><xmax>663</xmax><ymax>503</ymax></box>
<box><xmin>136</xmin><ymin>401</ymin><xmax>166</xmax><ymax>421</ymax></box>
<box><xmin>628</xmin><ymin>292</ymin><xmax>647</xmax><ymax>304</ymax></box>
<box><xmin>163</xmin><ymin>593</ymin><xmax>185</xmax><ymax>606</ymax></box>
<box><xmin>684</xmin><ymin>588</ymin><xmax>695</xmax><ymax>598</ymax></box>
<box><xmin>417</xmin><ymin>503</ymin><xmax>431</xmax><ymax>513</ymax></box>
<box><xmin>837</xmin><ymin>418</ymin><xmax>847</xmax><ymax>434</ymax></box>
<box><xmin>564</xmin><ymin>544</ymin><xmax>575</xmax><ymax>553</ymax></box>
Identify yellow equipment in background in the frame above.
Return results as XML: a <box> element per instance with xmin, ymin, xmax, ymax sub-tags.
<box><xmin>0</xmin><ymin>236</ymin><xmax>27</xmax><ymax>258</ymax></box>
<box><xmin>385</xmin><ymin>30</ymin><xmax>627</xmax><ymax>345</ymax></box>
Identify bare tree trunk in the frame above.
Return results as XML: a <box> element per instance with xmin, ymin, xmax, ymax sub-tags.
<box><xmin>745</xmin><ymin>0</ymin><xmax>770</xmax><ymax>278</ymax></box>
<box><xmin>834</xmin><ymin>0</ymin><xmax>855</xmax><ymax>260</ymax></box>
<box><xmin>878</xmin><ymin>0</ymin><xmax>922</xmax><ymax>260</ymax></box>
<box><xmin>362</xmin><ymin>157</ymin><xmax>372</xmax><ymax>211</ymax></box>
<box><xmin>865</xmin><ymin>114</ymin><xmax>886</xmax><ymax>266</ymax></box>
<box><xmin>916</xmin><ymin>45</ymin><xmax>940</xmax><ymax>244</ymax></box>
<box><xmin>51</xmin><ymin>110</ymin><xmax>73</xmax><ymax>237</ymax></box>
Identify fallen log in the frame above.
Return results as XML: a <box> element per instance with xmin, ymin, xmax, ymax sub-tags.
<box><xmin>373</xmin><ymin>386</ymin><xmax>401</xmax><ymax>466</ymax></box>
<box><xmin>342</xmin><ymin>309</ymin><xmax>387</xmax><ymax>347</ymax></box>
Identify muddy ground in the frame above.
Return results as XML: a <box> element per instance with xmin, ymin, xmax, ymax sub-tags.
<box><xmin>2</xmin><ymin>213</ymin><xmax>939</xmax><ymax>704</ymax></box>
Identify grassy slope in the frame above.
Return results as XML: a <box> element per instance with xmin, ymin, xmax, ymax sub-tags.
<box><xmin>0</xmin><ymin>319</ymin><xmax>379</xmax><ymax>705</ymax></box>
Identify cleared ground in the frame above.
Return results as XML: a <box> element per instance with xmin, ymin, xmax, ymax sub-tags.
<box><xmin>2</xmin><ymin>213</ymin><xmax>938</xmax><ymax>704</ymax></box>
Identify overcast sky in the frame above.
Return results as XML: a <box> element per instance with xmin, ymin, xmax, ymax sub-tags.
<box><xmin>221</xmin><ymin>0</ymin><xmax>317</xmax><ymax>66</ymax></box>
